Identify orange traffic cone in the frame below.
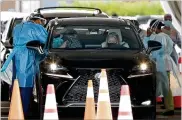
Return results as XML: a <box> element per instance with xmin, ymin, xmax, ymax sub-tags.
<box><xmin>8</xmin><ymin>79</ymin><xmax>24</xmax><ymax>120</ymax></box>
<box><xmin>84</xmin><ymin>80</ymin><xmax>96</xmax><ymax>120</ymax></box>
<box><xmin>117</xmin><ymin>85</ymin><xmax>133</xmax><ymax>120</ymax></box>
<box><xmin>96</xmin><ymin>69</ymin><xmax>112</xmax><ymax>120</ymax></box>
<box><xmin>43</xmin><ymin>84</ymin><xmax>58</xmax><ymax>120</ymax></box>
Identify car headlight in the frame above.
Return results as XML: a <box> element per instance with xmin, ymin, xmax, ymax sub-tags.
<box><xmin>50</xmin><ymin>63</ymin><xmax>57</xmax><ymax>71</ymax></box>
<box><xmin>49</xmin><ymin>63</ymin><xmax>68</xmax><ymax>72</ymax></box>
<box><xmin>132</xmin><ymin>63</ymin><xmax>148</xmax><ymax>72</ymax></box>
<box><xmin>128</xmin><ymin>62</ymin><xmax>152</xmax><ymax>78</ymax></box>
<box><xmin>140</xmin><ymin>63</ymin><xmax>148</xmax><ymax>71</ymax></box>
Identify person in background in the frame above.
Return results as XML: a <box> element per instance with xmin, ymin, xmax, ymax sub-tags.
<box><xmin>130</xmin><ymin>20</ymin><xmax>146</xmax><ymax>40</ymax></box>
<box><xmin>148</xmin><ymin>19</ymin><xmax>181</xmax><ymax>116</ymax></box>
<box><xmin>162</xmin><ymin>14</ymin><xmax>181</xmax><ymax>65</ymax></box>
<box><xmin>1</xmin><ymin>13</ymin><xmax>48</xmax><ymax>118</ymax></box>
<box><xmin>111</xmin><ymin>13</ymin><xmax>118</xmax><ymax>18</ymax></box>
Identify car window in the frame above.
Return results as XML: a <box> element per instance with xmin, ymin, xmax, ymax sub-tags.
<box><xmin>50</xmin><ymin>25</ymin><xmax>140</xmax><ymax>50</ymax></box>
<box><xmin>2</xmin><ymin>18</ymin><xmax>23</xmax><ymax>43</ymax></box>
<box><xmin>11</xmin><ymin>18</ymin><xmax>23</xmax><ymax>36</ymax></box>
<box><xmin>2</xmin><ymin>20</ymin><xmax>11</xmax><ymax>43</ymax></box>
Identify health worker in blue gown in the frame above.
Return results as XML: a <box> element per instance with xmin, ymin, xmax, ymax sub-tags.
<box><xmin>1</xmin><ymin>13</ymin><xmax>48</xmax><ymax>117</ymax></box>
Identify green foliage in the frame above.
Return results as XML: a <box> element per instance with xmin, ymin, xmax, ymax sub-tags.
<box><xmin>60</xmin><ymin>0</ymin><xmax>165</xmax><ymax>16</ymax></box>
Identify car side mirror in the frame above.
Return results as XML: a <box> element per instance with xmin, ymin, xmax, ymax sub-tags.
<box><xmin>147</xmin><ymin>40</ymin><xmax>162</xmax><ymax>54</ymax></box>
<box><xmin>26</xmin><ymin>40</ymin><xmax>45</xmax><ymax>54</ymax></box>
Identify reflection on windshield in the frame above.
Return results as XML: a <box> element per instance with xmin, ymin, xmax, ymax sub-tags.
<box><xmin>51</xmin><ymin>26</ymin><xmax>140</xmax><ymax>49</ymax></box>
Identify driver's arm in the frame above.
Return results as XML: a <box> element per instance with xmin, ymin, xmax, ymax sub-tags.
<box><xmin>35</xmin><ymin>25</ymin><xmax>48</xmax><ymax>44</ymax></box>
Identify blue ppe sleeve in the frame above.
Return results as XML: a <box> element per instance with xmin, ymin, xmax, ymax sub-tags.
<box><xmin>34</xmin><ymin>24</ymin><xmax>48</xmax><ymax>44</ymax></box>
<box><xmin>52</xmin><ymin>37</ymin><xmax>64</xmax><ymax>48</ymax></box>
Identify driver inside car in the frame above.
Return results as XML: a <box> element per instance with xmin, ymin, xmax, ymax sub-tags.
<box><xmin>102</xmin><ymin>32</ymin><xmax>129</xmax><ymax>48</ymax></box>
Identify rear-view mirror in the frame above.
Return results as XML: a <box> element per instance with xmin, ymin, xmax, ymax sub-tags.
<box><xmin>26</xmin><ymin>40</ymin><xmax>45</xmax><ymax>54</ymax></box>
<box><xmin>147</xmin><ymin>40</ymin><xmax>162</xmax><ymax>54</ymax></box>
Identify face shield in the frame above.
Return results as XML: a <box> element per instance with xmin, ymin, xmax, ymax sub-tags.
<box><xmin>38</xmin><ymin>17</ymin><xmax>47</xmax><ymax>26</ymax></box>
<box><xmin>150</xmin><ymin>20</ymin><xmax>160</xmax><ymax>34</ymax></box>
<box><xmin>28</xmin><ymin>16</ymin><xmax>47</xmax><ymax>26</ymax></box>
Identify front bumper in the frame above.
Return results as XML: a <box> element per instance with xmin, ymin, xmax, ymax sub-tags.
<box><xmin>55</xmin><ymin>103</ymin><xmax>155</xmax><ymax>108</ymax></box>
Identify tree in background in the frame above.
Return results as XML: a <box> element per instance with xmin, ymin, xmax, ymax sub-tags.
<box><xmin>60</xmin><ymin>0</ymin><xmax>164</xmax><ymax>16</ymax></box>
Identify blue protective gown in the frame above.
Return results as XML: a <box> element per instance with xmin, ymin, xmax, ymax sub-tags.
<box><xmin>143</xmin><ymin>33</ymin><xmax>181</xmax><ymax>97</ymax></box>
<box><xmin>1</xmin><ymin>21</ymin><xmax>48</xmax><ymax>87</ymax></box>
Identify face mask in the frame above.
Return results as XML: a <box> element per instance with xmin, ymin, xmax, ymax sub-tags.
<box><xmin>164</xmin><ymin>20</ymin><xmax>172</xmax><ymax>27</ymax></box>
<box><xmin>145</xmin><ymin>36</ymin><xmax>150</xmax><ymax>39</ymax></box>
<box><xmin>108</xmin><ymin>43</ymin><xmax>116</xmax><ymax>46</ymax></box>
<box><xmin>152</xmin><ymin>32</ymin><xmax>156</xmax><ymax>35</ymax></box>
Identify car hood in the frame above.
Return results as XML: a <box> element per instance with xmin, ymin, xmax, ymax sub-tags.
<box><xmin>45</xmin><ymin>50</ymin><xmax>150</xmax><ymax>70</ymax></box>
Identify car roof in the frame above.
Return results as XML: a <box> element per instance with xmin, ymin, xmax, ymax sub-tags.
<box><xmin>34</xmin><ymin>7</ymin><xmax>108</xmax><ymax>18</ymax></box>
<box><xmin>41</xmin><ymin>10</ymin><xmax>108</xmax><ymax>18</ymax></box>
<box><xmin>48</xmin><ymin>17</ymin><xmax>131</xmax><ymax>27</ymax></box>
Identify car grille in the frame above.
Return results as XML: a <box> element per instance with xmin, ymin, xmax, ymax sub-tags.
<box><xmin>63</xmin><ymin>69</ymin><xmax>124</xmax><ymax>103</ymax></box>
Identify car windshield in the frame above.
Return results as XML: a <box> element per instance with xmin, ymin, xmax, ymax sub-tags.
<box><xmin>50</xmin><ymin>25</ymin><xmax>140</xmax><ymax>50</ymax></box>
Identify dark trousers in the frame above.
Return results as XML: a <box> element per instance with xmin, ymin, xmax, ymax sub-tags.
<box><xmin>10</xmin><ymin>85</ymin><xmax>33</xmax><ymax>116</ymax></box>
<box><xmin>20</xmin><ymin>87</ymin><xmax>33</xmax><ymax>116</ymax></box>
<box><xmin>11</xmin><ymin>57</ymin><xmax>33</xmax><ymax>116</ymax></box>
